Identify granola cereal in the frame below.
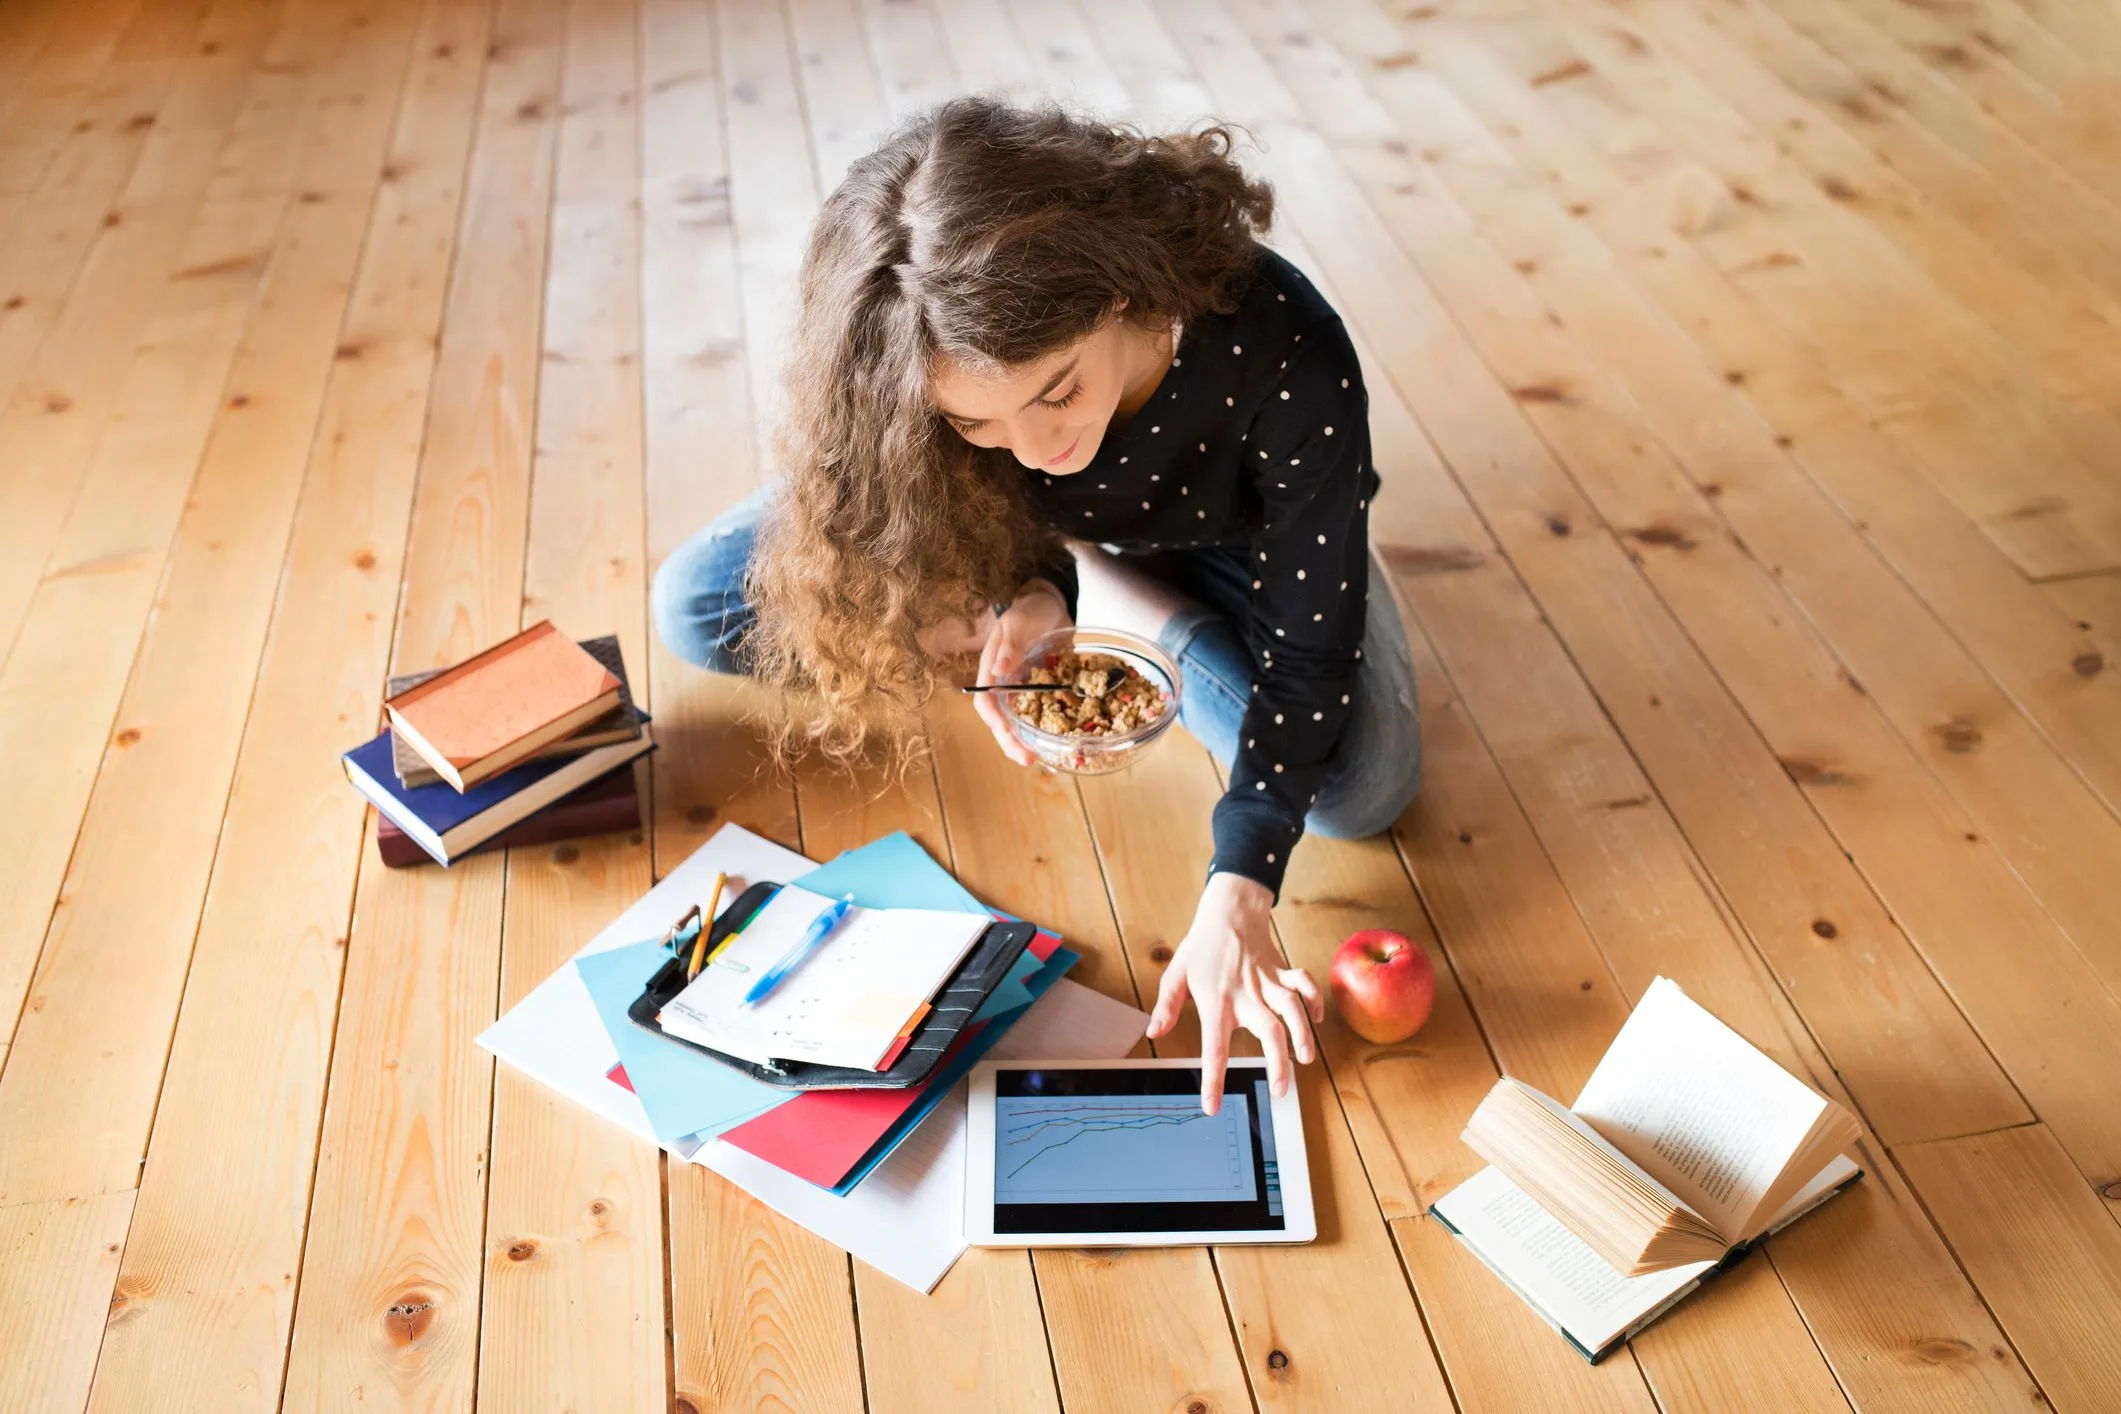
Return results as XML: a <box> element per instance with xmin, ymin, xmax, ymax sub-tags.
<box><xmin>1017</xmin><ymin>651</ymin><xmax>1170</xmax><ymax>737</ymax></box>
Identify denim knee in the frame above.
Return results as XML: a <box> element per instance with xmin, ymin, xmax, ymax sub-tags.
<box><xmin>1304</xmin><ymin>555</ymin><xmax>1422</xmax><ymax>839</ymax></box>
<box><xmin>1306</xmin><ymin>751</ymin><xmax>1421</xmax><ymax>839</ymax></box>
<box><xmin>652</xmin><ymin>490</ymin><xmax>770</xmax><ymax>675</ymax></box>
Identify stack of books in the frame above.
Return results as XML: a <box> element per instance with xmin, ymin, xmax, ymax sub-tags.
<box><xmin>341</xmin><ymin>621</ymin><xmax>655</xmax><ymax>866</ymax></box>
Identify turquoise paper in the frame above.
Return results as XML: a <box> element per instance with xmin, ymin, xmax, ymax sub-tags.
<box><xmin>577</xmin><ymin>940</ymin><xmax>782</xmax><ymax>1143</ymax></box>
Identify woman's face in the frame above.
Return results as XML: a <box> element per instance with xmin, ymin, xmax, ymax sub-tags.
<box><xmin>929</xmin><ymin>315</ymin><xmax>1152</xmax><ymax>477</ymax></box>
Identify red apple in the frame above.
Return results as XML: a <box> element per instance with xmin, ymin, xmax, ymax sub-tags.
<box><xmin>1330</xmin><ymin>929</ymin><xmax>1435</xmax><ymax>1044</ymax></box>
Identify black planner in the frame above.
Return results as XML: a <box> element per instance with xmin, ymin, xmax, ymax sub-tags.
<box><xmin>627</xmin><ymin>880</ymin><xmax>1039</xmax><ymax>1091</ymax></box>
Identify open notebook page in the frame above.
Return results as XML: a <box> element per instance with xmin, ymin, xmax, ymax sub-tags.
<box><xmin>660</xmin><ymin>885</ymin><xmax>989</xmax><ymax>1070</ymax></box>
<box><xmin>1571</xmin><ymin>978</ymin><xmax>1832</xmax><ymax>1242</ymax></box>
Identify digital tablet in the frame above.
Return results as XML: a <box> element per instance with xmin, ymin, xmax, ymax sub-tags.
<box><xmin>965</xmin><ymin>1058</ymin><xmax>1316</xmax><ymax>1247</ymax></box>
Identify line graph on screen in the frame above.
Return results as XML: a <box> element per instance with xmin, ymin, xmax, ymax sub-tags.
<box><xmin>994</xmin><ymin>1093</ymin><xmax>1259</xmax><ymax>1204</ymax></box>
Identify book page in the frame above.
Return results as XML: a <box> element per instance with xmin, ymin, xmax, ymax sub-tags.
<box><xmin>1760</xmin><ymin>1154</ymin><xmax>1862</xmax><ymax>1232</ymax></box>
<box><xmin>1571</xmin><ymin>979</ymin><xmax>1828</xmax><ymax>1239</ymax></box>
<box><xmin>1431</xmin><ymin>1167</ymin><xmax>1711</xmax><ymax>1356</ymax></box>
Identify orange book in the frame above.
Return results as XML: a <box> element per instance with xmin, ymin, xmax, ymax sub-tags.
<box><xmin>385</xmin><ymin>621</ymin><xmax>622</xmax><ymax>790</ymax></box>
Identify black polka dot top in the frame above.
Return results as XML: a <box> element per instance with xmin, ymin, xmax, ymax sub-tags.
<box><xmin>1026</xmin><ymin>246</ymin><xmax>1378</xmax><ymax>897</ymax></box>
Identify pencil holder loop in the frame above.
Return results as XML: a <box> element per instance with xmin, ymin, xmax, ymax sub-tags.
<box><xmin>659</xmin><ymin>904</ymin><xmax>703</xmax><ymax>955</ymax></box>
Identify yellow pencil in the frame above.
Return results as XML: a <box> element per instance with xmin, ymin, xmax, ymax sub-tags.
<box><xmin>688</xmin><ymin>871</ymin><xmax>727</xmax><ymax>979</ymax></box>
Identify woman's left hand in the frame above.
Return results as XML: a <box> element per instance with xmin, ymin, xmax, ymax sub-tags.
<box><xmin>1147</xmin><ymin>872</ymin><xmax>1326</xmax><ymax>1113</ymax></box>
<box><xmin>972</xmin><ymin>578</ymin><xmax>1073</xmax><ymax>767</ymax></box>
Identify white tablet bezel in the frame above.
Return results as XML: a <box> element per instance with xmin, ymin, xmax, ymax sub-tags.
<box><xmin>965</xmin><ymin>1056</ymin><xmax>1317</xmax><ymax>1247</ymax></box>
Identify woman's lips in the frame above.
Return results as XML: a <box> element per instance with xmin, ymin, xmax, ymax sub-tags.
<box><xmin>1045</xmin><ymin>435</ymin><xmax>1081</xmax><ymax>468</ymax></box>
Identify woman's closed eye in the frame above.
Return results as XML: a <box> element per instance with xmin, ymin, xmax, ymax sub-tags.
<box><xmin>945</xmin><ymin>383</ymin><xmax>1082</xmax><ymax>435</ymax></box>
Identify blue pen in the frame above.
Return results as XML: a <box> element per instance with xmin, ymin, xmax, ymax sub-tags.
<box><xmin>743</xmin><ymin>892</ymin><xmax>856</xmax><ymax>1006</ymax></box>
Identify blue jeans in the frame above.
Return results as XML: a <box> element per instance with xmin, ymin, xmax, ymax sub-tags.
<box><xmin>653</xmin><ymin>485</ymin><xmax>1422</xmax><ymax>839</ymax></box>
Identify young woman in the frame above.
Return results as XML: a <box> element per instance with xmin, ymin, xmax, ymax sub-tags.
<box><xmin>653</xmin><ymin>98</ymin><xmax>1420</xmax><ymax>1112</ymax></box>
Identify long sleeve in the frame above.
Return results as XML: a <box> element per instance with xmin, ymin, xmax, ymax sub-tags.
<box><xmin>1210</xmin><ymin>320</ymin><xmax>1376</xmax><ymax>896</ymax></box>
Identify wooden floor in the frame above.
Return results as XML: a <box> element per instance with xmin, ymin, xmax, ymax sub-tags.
<box><xmin>4</xmin><ymin>0</ymin><xmax>2121</xmax><ymax>1407</ymax></box>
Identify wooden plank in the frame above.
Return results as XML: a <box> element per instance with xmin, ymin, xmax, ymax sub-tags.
<box><xmin>1698</xmin><ymin>0</ymin><xmax>2121</xmax><ymax>322</ymax></box>
<box><xmin>856</xmin><ymin>1245</ymin><xmax>1060</xmax><ymax>1414</ymax></box>
<box><xmin>1359</xmin><ymin>7</ymin><xmax>2121</xmax><ymax>841</ymax></box>
<box><xmin>278</xmin><ymin>847</ymin><xmax>507</xmax><ymax>1413</ymax></box>
<box><xmin>858</xmin><ymin>0</ymin><xmax>960</xmax><ymax>114</ymax></box>
<box><xmin>1390</xmin><ymin>1217</ymin><xmax>1660</xmax><ymax>1414</ymax></box>
<box><xmin>279</xmin><ymin>0</ymin><xmax>563</xmax><ymax>1405</ymax></box>
<box><xmin>0</xmin><ymin>0</ymin><xmax>408</xmax><ymax>1205</ymax></box>
<box><xmin>0</xmin><ymin>0</ymin><xmax>68</xmax><ymax>118</ymax></box>
<box><xmin>0</xmin><ymin>0</ymin><xmax>147</xmax><ymax>250</ymax></box>
<box><xmin>78</xmin><ymin>3</ymin><xmax>491</xmax><ymax>1411</ymax></box>
<box><xmin>0</xmin><ymin>0</ymin><xmax>273</xmax><ymax>649</ymax></box>
<box><xmin>0</xmin><ymin>0</ymin><xmax>144</xmax><ymax>180</ymax></box>
<box><xmin>666</xmin><ymin>1166</ymin><xmax>866</xmax><ymax>1414</ymax></box>
<box><xmin>2042</xmin><ymin>574</ymin><xmax>2121</xmax><ymax>674</ymax></box>
<box><xmin>0</xmin><ymin>0</ymin><xmax>283</xmax><ymax>1000</ymax></box>
<box><xmin>1630</xmin><ymin>1252</ymin><xmax>1850</xmax><ymax>1411</ymax></box>
<box><xmin>1897</xmin><ymin>1125</ymin><xmax>2121</xmax><ymax>1410</ymax></box>
<box><xmin>0</xmin><ymin>1192</ymin><xmax>135</xmax><ymax>1414</ymax></box>
<box><xmin>644</xmin><ymin>2</ymin><xmax>859</xmax><ymax>1408</ymax></box>
<box><xmin>479</xmin><ymin>832</ymin><xmax>668</xmax><ymax>1411</ymax></box>
<box><xmin>716</xmin><ymin>0</ymin><xmax>819</xmax><ymax>440</ymax></box>
<box><xmin>926</xmin><ymin>0</ymin><xmax>1038</xmax><ymax>98</ymax></box>
<box><xmin>638</xmin><ymin>0</ymin><xmax>797</xmax><ymax>871</ymax></box>
<box><xmin>1822</xmin><ymin>0</ymin><xmax>2079</xmax><ymax>107</ymax></box>
<box><xmin>787</xmin><ymin>0</ymin><xmax>893</xmax><ymax>186</ymax></box>
<box><xmin>1734</xmin><ymin>0</ymin><xmax>2121</xmax><ymax>306</ymax></box>
<box><xmin>474</xmin><ymin>0</ymin><xmax>665</xmax><ymax>1406</ymax></box>
<box><xmin>1354</xmin><ymin>293</ymin><xmax>2039</xmax><ymax>1413</ymax></box>
<box><xmin>1002</xmin><ymin>0</ymin><xmax>1134</xmax><ymax>114</ymax></box>
<box><xmin>1484</xmin><ymin>0</ymin><xmax>2121</xmax><ymax>579</ymax></box>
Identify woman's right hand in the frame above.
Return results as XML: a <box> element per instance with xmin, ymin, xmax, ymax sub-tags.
<box><xmin>973</xmin><ymin>578</ymin><xmax>1072</xmax><ymax>766</ymax></box>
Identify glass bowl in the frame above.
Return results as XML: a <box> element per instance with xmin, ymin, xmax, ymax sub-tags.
<box><xmin>997</xmin><ymin>627</ymin><xmax>1182</xmax><ymax>776</ymax></box>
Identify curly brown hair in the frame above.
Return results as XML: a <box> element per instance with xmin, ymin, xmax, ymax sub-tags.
<box><xmin>747</xmin><ymin>96</ymin><xmax>1275</xmax><ymax>763</ymax></box>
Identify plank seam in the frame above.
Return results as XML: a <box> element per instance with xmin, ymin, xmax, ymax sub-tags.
<box><xmin>1864</xmin><ymin>1139</ymin><xmax>2060</xmax><ymax>1404</ymax></box>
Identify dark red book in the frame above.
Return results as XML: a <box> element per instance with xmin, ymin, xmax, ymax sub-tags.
<box><xmin>375</xmin><ymin>766</ymin><xmax>641</xmax><ymax>867</ymax></box>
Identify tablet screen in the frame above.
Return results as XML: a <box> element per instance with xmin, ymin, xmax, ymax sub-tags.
<box><xmin>989</xmin><ymin>1066</ymin><xmax>1286</xmax><ymax>1234</ymax></box>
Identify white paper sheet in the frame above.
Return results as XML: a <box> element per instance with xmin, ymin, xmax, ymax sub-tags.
<box><xmin>476</xmin><ymin>823</ymin><xmax>1147</xmax><ymax>1292</ymax></box>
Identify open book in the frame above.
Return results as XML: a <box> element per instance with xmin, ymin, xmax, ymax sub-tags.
<box><xmin>1430</xmin><ymin>978</ymin><xmax>1863</xmax><ymax>1361</ymax></box>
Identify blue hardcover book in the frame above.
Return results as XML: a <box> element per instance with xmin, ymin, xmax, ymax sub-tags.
<box><xmin>342</xmin><ymin>729</ymin><xmax>654</xmax><ymax>866</ymax></box>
